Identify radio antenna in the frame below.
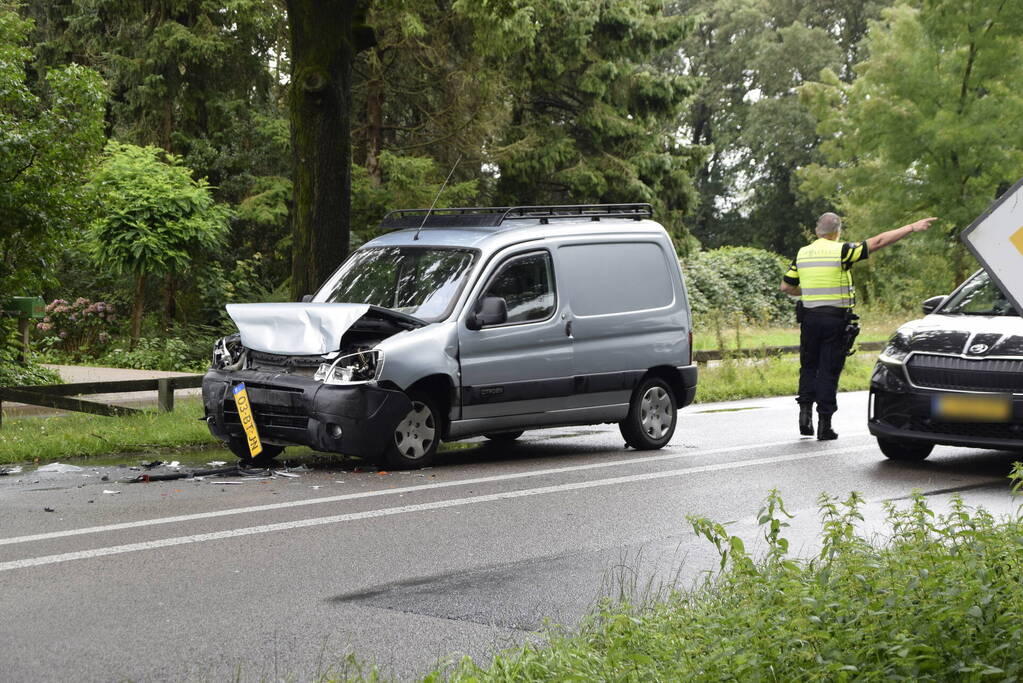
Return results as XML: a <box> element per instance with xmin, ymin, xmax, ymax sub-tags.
<box><xmin>414</xmin><ymin>154</ymin><xmax>461</xmax><ymax>241</ymax></box>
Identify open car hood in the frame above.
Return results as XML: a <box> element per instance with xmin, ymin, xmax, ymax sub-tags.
<box><xmin>226</xmin><ymin>303</ymin><xmax>425</xmax><ymax>355</ymax></box>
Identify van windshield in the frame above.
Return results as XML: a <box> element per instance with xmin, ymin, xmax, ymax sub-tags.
<box><xmin>313</xmin><ymin>247</ymin><xmax>477</xmax><ymax>322</ymax></box>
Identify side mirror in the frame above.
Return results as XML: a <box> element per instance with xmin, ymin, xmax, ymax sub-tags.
<box><xmin>300</xmin><ymin>294</ymin><xmax>314</xmax><ymax>303</ymax></box>
<box><xmin>466</xmin><ymin>296</ymin><xmax>508</xmax><ymax>330</ymax></box>
<box><xmin>921</xmin><ymin>295</ymin><xmax>946</xmax><ymax>314</ymax></box>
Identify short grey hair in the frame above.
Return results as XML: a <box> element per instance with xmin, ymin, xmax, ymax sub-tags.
<box><xmin>815</xmin><ymin>212</ymin><xmax>842</xmax><ymax>237</ymax></box>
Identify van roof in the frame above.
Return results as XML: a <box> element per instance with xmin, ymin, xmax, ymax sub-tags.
<box><xmin>363</xmin><ymin>203</ymin><xmax>669</xmax><ymax>251</ymax></box>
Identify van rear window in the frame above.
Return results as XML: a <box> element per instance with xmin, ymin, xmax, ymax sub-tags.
<box><xmin>558</xmin><ymin>242</ymin><xmax>674</xmax><ymax>316</ymax></box>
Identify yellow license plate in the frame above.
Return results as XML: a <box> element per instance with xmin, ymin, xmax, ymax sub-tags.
<box><xmin>232</xmin><ymin>383</ymin><xmax>263</xmax><ymax>457</ymax></box>
<box><xmin>932</xmin><ymin>393</ymin><xmax>1012</xmax><ymax>422</ymax></box>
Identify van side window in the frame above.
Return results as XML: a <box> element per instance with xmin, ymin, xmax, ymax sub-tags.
<box><xmin>483</xmin><ymin>252</ymin><xmax>556</xmax><ymax>324</ymax></box>
<box><xmin>558</xmin><ymin>242</ymin><xmax>673</xmax><ymax>316</ymax></box>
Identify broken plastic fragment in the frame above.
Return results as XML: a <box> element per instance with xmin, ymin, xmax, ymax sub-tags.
<box><xmin>274</xmin><ymin>471</ymin><xmax>300</xmax><ymax>478</ymax></box>
<box><xmin>37</xmin><ymin>463</ymin><xmax>84</xmax><ymax>473</ymax></box>
<box><xmin>102</xmin><ymin>489</ymin><xmax>121</xmax><ymax>494</ymax></box>
<box><xmin>206</xmin><ymin>461</ymin><xmax>227</xmax><ymax>467</ymax></box>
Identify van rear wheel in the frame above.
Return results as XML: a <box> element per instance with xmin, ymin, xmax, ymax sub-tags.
<box><xmin>620</xmin><ymin>377</ymin><xmax>677</xmax><ymax>450</ymax></box>
<box><xmin>380</xmin><ymin>392</ymin><xmax>441</xmax><ymax>469</ymax></box>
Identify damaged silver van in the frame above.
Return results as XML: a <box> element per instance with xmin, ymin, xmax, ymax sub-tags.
<box><xmin>202</xmin><ymin>204</ymin><xmax>697</xmax><ymax>468</ymax></box>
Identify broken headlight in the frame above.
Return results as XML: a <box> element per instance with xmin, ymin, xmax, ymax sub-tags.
<box><xmin>314</xmin><ymin>349</ymin><xmax>383</xmax><ymax>385</ymax></box>
<box><xmin>211</xmin><ymin>334</ymin><xmax>245</xmax><ymax>370</ymax></box>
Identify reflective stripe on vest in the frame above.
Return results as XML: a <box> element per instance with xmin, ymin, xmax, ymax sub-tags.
<box><xmin>796</xmin><ymin>239</ymin><xmax>854</xmax><ymax>308</ymax></box>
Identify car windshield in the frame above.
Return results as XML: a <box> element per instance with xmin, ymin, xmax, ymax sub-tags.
<box><xmin>941</xmin><ymin>271</ymin><xmax>1017</xmax><ymax>316</ymax></box>
<box><xmin>313</xmin><ymin>247</ymin><xmax>476</xmax><ymax>322</ymax></box>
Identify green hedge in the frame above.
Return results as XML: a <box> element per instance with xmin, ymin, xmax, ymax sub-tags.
<box><xmin>683</xmin><ymin>246</ymin><xmax>795</xmax><ymax>326</ymax></box>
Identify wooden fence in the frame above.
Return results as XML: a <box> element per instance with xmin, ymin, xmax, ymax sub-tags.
<box><xmin>0</xmin><ymin>375</ymin><xmax>204</xmax><ymax>427</ymax></box>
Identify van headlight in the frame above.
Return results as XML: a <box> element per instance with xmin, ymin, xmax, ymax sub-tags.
<box><xmin>315</xmin><ymin>350</ymin><xmax>383</xmax><ymax>385</ymax></box>
<box><xmin>212</xmin><ymin>334</ymin><xmax>245</xmax><ymax>370</ymax></box>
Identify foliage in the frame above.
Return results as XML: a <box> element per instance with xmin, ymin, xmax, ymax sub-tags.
<box><xmin>351</xmin><ymin>152</ymin><xmax>479</xmax><ymax>246</ymax></box>
<box><xmin>34</xmin><ymin>297</ymin><xmax>118</xmax><ymax>356</ymax></box>
<box><xmin>87</xmin><ymin>142</ymin><xmax>230</xmax><ymax>279</ymax></box>
<box><xmin>0</xmin><ymin>5</ymin><xmax>106</xmax><ymax>293</ymax></box>
<box><xmin>440</xmin><ymin>485</ymin><xmax>1023</xmax><ymax>680</ymax></box>
<box><xmin>94</xmin><ymin>336</ymin><xmax>210</xmax><ymax>373</ymax></box>
<box><xmin>679</xmin><ymin>0</ymin><xmax>885</xmax><ymax>255</ymax></box>
<box><xmin>683</xmin><ymin>246</ymin><xmax>794</xmax><ymax>325</ymax></box>
<box><xmin>494</xmin><ymin>0</ymin><xmax>704</xmax><ymax>249</ymax></box>
<box><xmin>86</xmin><ymin>141</ymin><xmax>230</xmax><ymax>338</ymax></box>
<box><xmin>800</xmin><ymin>0</ymin><xmax>1023</xmax><ymax>307</ymax></box>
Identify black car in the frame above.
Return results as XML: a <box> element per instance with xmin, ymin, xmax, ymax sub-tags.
<box><xmin>869</xmin><ymin>269</ymin><xmax>1023</xmax><ymax>460</ymax></box>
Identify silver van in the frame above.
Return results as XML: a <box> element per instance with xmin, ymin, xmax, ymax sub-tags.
<box><xmin>202</xmin><ymin>204</ymin><xmax>697</xmax><ymax>468</ymax></box>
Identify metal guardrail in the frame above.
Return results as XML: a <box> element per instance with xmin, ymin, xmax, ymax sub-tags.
<box><xmin>0</xmin><ymin>375</ymin><xmax>204</xmax><ymax>427</ymax></box>
<box><xmin>693</xmin><ymin>340</ymin><xmax>884</xmax><ymax>363</ymax></box>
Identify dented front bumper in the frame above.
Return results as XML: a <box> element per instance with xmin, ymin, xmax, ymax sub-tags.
<box><xmin>202</xmin><ymin>369</ymin><xmax>412</xmax><ymax>458</ymax></box>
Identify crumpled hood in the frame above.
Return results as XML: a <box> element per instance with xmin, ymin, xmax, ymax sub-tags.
<box><xmin>226</xmin><ymin>303</ymin><xmax>373</xmax><ymax>355</ymax></box>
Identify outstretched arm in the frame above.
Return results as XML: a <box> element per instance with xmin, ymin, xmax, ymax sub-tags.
<box><xmin>866</xmin><ymin>217</ymin><xmax>938</xmax><ymax>252</ymax></box>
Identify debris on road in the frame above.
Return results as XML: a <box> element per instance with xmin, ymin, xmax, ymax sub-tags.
<box><xmin>0</xmin><ymin>465</ymin><xmax>23</xmax><ymax>476</ymax></box>
<box><xmin>36</xmin><ymin>463</ymin><xmax>83</xmax><ymax>473</ymax></box>
<box><xmin>102</xmin><ymin>490</ymin><xmax>121</xmax><ymax>494</ymax></box>
<box><xmin>43</xmin><ymin>507</ymin><xmax>55</xmax><ymax>512</ymax></box>
<box><xmin>206</xmin><ymin>460</ymin><xmax>227</xmax><ymax>467</ymax></box>
<box><xmin>273</xmin><ymin>470</ymin><xmax>300</xmax><ymax>478</ymax></box>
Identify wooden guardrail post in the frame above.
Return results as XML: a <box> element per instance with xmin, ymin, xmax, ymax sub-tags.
<box><xmin>157</xmin><ymin>378</ymin><xmax>173</xmax><ymax>412</ymax></box>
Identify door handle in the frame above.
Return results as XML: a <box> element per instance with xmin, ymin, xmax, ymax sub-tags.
<box><xmin>565</xmin><ymin>320</ymin><xmax>573</xmax><ymax>337</ymax></box>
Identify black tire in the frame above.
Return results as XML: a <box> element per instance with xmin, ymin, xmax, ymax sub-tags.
<box><xmin>226</xmin><ymin>436</ymin><xmax>284</xmax><ymax>467</ymax></box>
<box><xmin>619</xmin><ymin>376</ymin><xmax>677</xmax><ymax>450</ymax></box>
<box><xmin>380</xmin><ymin>391</ymin><xmax>442</xmax><ymax>469</ymax></box>
<box><xmin>484</xmin><ymin>430</ymin><xmax>524</xmax><ymax>443</ymax></box>
<box><xmin>877</xmin><ymin>437</ymin><xmax>934</xmax><ymax>461</ymax></box>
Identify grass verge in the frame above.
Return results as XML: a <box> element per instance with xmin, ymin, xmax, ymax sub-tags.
<box><xmin>0</xmin><ymin>398</ymin><xmax>218</xmax><ymax>465</ymax></box>
<box><xmin>694</xmin><ymin>352</ymin><xmax>874</xmax><ymax>404</ymax></box>
<box><xmin>693</xmin><ymin>309</ymin><xmax>908</xmax><ymax>352</ymax></box>
<box><xmin>432</xmin><ymin>481</ymin><xmax>1023</xmax><ymax>681</ymax></box>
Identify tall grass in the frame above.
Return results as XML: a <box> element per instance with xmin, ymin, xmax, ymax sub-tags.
<box><xmin>436</xmin><ymin>471</ymin><xmax>1023</xmax><ymax>681</ymax></box>
<box><xmin>695</xmin><ymin>353</ymin><xmax>875</xmax><ymax>403</ymax></box>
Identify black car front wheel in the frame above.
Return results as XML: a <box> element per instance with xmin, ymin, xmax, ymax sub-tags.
<box><xmin>877</xmin><ymin>437</ymin><xmax>934</xmax><ymax>461</ymax></box>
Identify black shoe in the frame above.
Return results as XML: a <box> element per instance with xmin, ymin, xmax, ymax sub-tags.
<box><xmin>799</xmin><ymin>403</ymin><xmax>814</xmax><ymax>436</ymax></box>
<box><xmin>817</xmin><ymin>414</ymin><xmax>838</xmax><ymax>441</ymax></box>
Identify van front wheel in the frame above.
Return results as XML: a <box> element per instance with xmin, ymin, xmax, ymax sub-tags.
<box><xmin>619</xmin><ymin>377</ymin><xmax>677</xmax><ymax>450</ymax></box>
<box><xmin>381</xmin><ymin>392</ymin><xmax>441</xmax><ymax>469</ymax></box>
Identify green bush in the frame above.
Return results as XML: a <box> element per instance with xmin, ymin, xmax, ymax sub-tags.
<box><xmin>683</xmin><ymin>246</ymin><xmax>795</xmax><ymax>326</ymax></box>
<box><xmin>440</xmin><ymin>481</ymin><xmax>1023</xmax><ymax>681</ymax></box>
<box><xmin>95</xmin><ymin>336</ymin><xmax>210</xmax><ymax>372</ymax></box>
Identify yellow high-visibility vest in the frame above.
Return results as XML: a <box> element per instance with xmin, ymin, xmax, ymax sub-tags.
<box><xmin>794</xmin><ymin>238</ymin><xmax>863</xmax><ymax>309</ymax></box>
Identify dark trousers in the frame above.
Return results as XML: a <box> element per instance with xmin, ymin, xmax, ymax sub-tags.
<box><xmin>797</xmin><ymin>311</ymin><xmax>847</xmax><ymax>415</ymax></box>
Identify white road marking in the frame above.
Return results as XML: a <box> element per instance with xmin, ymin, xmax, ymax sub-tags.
<box><xmin>0</xmin><ymin>433</ymin><xmax>869</xmax><ymax>548</ymax></box>
<box><xmin>0</xmin><ymin>444</ymin><xmax>872</xmax><ymax>572</ymax></box>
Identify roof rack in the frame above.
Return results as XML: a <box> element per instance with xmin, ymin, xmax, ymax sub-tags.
<box><xmin>378</xmin><ymin>203</ymin><xmax>653</xmax><ymax>231</ymax></box>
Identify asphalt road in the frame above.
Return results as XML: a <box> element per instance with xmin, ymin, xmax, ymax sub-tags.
<box><xmin>2</xmin><ymin>390</ymin><xmax>1021</xmax><ymax>681</ymax></box>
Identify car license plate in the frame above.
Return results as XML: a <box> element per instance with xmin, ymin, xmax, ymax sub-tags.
<box><xmin>932</xmin><ymin>393</ymin><xmax>1012</xmax><ymax>422</ymax></box>
<box><xmin>232</xmin><ymin>383</ymin><xmax>263</xmax><ymax>457</ymax></box>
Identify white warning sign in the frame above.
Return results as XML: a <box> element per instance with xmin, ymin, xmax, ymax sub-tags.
<box><xmin>961</xmin><ymin>177</ymin><xmax>1023</xmax><ymax>314</ymax></box>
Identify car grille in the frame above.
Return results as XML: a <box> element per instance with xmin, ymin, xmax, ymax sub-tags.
<box><xmin>906</xmin><ymin>354</ymin><xmax>1023</xmax><ymax>394</ymax></box>
<box><xmin>223</xmin><ymin>398</ymin><xmax>309</xmax><ymax>430</ymax></box>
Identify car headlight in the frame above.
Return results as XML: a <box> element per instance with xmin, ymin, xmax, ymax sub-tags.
<box><xmin>212</xmin><ymin>334</ymin><xmax>245</xmax><ymax>370</ymax></box>
<box><xmin>878</xmin><ymin>332</ymin><xmax>910</xmax><ymax>366</ymax></box>
<box><xmin>315</xmin><ymin>350</ymin><xmax>382</xmax><ymax>385</ymax></box>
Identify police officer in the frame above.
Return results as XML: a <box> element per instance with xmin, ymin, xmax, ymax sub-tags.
<box><xmin>780</xmin><ymin>212</ymin><xmax>937</xmax><ymax>440</ymax></box>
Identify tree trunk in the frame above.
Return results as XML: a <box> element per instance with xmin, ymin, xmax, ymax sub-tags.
<box><xmin>364</xmin><ymin>49</ymin><xmax>384</xmax><ymax>187</ymax></box>
<box><xmin>131</xmin><ymin>273</ymin><xmax>146</xmax><ymax>348</ymax></box>
<box><xmin>286</xmin><ymin>0</ymin><xmax>375</xmax><ymax>301</ymax></box>
<box><xmin>162</xmin><ymin>272</ymin><xmax>176</xmax><ymax>330</ymax></box>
